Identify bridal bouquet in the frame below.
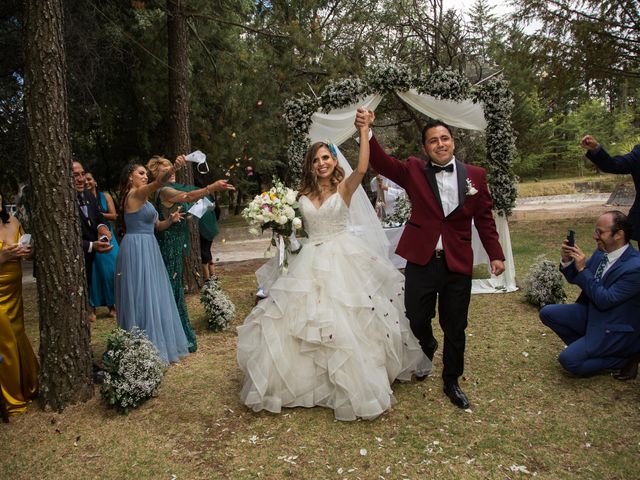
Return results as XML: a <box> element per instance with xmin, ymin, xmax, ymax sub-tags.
<box><xmin>242</xmin><ymin>177</ymin><xmax>308</xmax><ymax>270</ymax></box>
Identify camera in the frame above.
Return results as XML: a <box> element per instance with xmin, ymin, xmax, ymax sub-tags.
<box><xmin>99</xmin><ymin>234</ymin><xmax>109</xmax><ymax>243</ymax></box>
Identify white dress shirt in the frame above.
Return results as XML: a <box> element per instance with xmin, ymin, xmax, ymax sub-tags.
<box><xmin>434</xmin><ymin>158</ymin><xmax>459</xmax><ymax>251</ymax></box>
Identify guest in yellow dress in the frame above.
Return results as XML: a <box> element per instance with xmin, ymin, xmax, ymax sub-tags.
<box><xmin>0</xmin><ymin>191</ymin><xmax>38</xmax><ymax>415</ymax></box>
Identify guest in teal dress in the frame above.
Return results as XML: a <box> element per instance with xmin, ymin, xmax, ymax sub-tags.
<box><xmin>146</xmin><ymin>156</ymin><xmax>234</xmax><ymax>353</ymax></box>
<box><xmin>115</xmin><ymin>160</ymin><xmax>189</xmax><ymax>364</ymax></box>
<box><xmin>85</xmin><ymin>172</ymin><xmax>118</xmax><ymax>318</ymax></box>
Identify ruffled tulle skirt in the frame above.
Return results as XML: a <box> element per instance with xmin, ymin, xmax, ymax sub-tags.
<box><xmin>237</xmin><ymin>231</ymin><xmax>430</xmax><ymax>421</ymax></box>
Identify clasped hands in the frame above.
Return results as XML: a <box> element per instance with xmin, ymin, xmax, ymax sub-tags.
<box><xmin>354</xmin><ymin>107</ymin><xmax>375</xmax><ymax>130</ymax></box>
<box><xmin>0</xmin><ymin>242</ymin><xmax>32</xmax><ymax>261</ymax></box>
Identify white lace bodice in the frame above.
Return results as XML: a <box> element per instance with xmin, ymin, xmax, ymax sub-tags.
<box><xmin>300</xmin><ymin>193</ymin><xmax>349</xmax><ymax>241</ymax></box>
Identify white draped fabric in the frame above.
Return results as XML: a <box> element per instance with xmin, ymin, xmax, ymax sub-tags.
<box><xmin>306</xmin><ymin>93</ymin><xmax>517</xmax><ymax>294</ymax></box>
<box><xmin>396</xmin><ymin>90</ymin><xmax>487</xmax><ymax>131</ymax></box>
<box><xmin>308</xmin><ymin>95</ymin><xmax>383</xmax><ymax>144</ymax></box>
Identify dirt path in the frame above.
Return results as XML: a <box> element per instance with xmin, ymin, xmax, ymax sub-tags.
<box><xmin>213</xmin><ymin>193</ymin><xmax>630</xmax><ymax>264</ymax></box>
<box><xmin>20</xmin><ymin>193</ymin><xmax>631</xmax><ymax>282</ymax></box>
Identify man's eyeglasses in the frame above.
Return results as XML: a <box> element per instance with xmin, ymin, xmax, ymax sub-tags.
<box><xmin>594</xmin><ymin>227</ymin><xmax>618</xmax><ymax>237</ymax></box>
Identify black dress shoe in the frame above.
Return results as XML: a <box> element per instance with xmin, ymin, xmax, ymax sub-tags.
<box><xmin>612</xmin><ymin>352</ymin><xmax>640</xmax><ymax>381</ymax></box>
<box><xmin>443</xmin><ymin>383</ymin><xmax>470</xmax><ymax>409</ymax></box>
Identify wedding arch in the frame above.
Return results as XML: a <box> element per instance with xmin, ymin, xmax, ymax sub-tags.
<box><xmin>283</xmin><ymin>65</ymin><xmax>518</xmax><ymax>293</ymax></box>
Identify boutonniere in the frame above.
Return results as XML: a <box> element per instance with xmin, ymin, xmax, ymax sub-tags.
<box><xmin>465</xmin><ymin>178</ymin><xmax>478</xmax><ymax>196</ymax></box>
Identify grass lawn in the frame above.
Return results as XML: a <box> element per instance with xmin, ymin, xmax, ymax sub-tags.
<box><xmin>1</xmin><ymin>215</ymin><xmax>639</xmax><ymax>479</ymax></box>
<box><xmin>517</xmin><ymin>173</ymin><xmax>630</xmax><ymax>198</ymax></box>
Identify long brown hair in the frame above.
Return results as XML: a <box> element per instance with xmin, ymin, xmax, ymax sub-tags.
<box><xmin>298</xmin><ymin>142</ymin><xmax>345</xmax><ymax>198</ymax></box>
<box><xmin>116</xmin><ymin>163</ymin><xmax>142</xmax><ymax>239</ymax></box>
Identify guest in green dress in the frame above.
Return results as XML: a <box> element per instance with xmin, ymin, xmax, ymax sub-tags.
<box><xmin>146</xmin><ymin>156</ymin><xmax>234</xmax><ymax>352</ymax></box>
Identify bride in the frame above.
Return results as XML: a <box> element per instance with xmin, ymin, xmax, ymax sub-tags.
<box><xmin>237</xmin><ymin>111</ymin><xmax>430</xmax><ymax>421</ymax></box>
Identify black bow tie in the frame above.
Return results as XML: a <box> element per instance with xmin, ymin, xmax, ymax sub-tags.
<box><xmin>77</xmin><ymin>193</ymin><xmax>85</xmax><ymax>205</ymax></box>
<box><xmin>428</xmin><ymin>163</ymin><xmax>454</xmax><ymax>173</ymax></box>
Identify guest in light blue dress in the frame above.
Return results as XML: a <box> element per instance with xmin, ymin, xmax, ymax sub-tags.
<box><xmin>85</xmin><ymin>172</ymin><xmax>118</xmax><ymax>318</ymax></box>
<box><xmin>115</xmin><ymin>161</ymin><xmax>189</xmax><ymax>364</ymax></box>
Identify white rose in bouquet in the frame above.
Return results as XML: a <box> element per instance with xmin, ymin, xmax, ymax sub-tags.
<box><xmin>285</xmin><ymin>189</ymin><xmax>297</xmax><ymax>204</ymax></box>
<box><xmin>283</xmin><ymin>205</ymin><xmax>295</xmax><ymax>220</ymax></box>
<box><xmin>292</xmin><ymin>217</ymin><xmax>302</xmax><ymax>230</ymax></box>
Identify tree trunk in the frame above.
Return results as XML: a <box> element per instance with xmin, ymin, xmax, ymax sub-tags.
<box><xmin>167</xmin><ymin>0</ymin><xmax>202</xmax><ymax>292</ymax></box>
<box><xmin>24</xmin><ymin>0</ymin><xmax>94</xmax><ymax>411</ymax></box>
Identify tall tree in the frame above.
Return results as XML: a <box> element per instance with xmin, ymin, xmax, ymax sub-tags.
<box><xmin>167</xmin><ymin>0</ymin><xmax>202</xmax><ymax>292</ymax></box>
<box><xmin>466</xmin><ymin>0</ymin><xmax>499</xmax><ymax>82</ymax></box>
<box><xmin>514</xmin><ymin>0</ymin><xmax>639</xmax><ymax>79</ymax></box>
<box><xmin>24</xmin><ymin>0</ymin><xmax>94</xmax><ymax>410</ymax></box>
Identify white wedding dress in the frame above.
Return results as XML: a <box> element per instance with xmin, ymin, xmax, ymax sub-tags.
<box><xmin>236</xmin><ymin>192</ymin><xmax>431</xmax><ymax>421</ymax></box>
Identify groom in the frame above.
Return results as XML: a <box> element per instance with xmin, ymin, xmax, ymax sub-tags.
<box><xmin>355</xmin><ymin>109</ymin><xmax>505</xmax><ymax>409</ymax></box>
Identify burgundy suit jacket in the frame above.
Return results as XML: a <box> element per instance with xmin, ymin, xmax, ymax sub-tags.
<box><xmin>370</xmin><ymin>135</ymin><xmax>504</xmax><ymax>276</ymax></box>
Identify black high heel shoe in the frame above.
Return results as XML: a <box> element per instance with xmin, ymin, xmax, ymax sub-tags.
<box><xmin>612</xmin><ymin>352</ymin><xmax>640</xmax><ymax>381</ymax></box>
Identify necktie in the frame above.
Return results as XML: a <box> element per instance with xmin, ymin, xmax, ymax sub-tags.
<box><xmin>594</xmin><ymin>253</ymin><xmax>609</xmax><ymax>282</ymax></box>
<box><xmin>78</xmin><ymin>194</ymin><xmax>88</xmax><ymax>218</ymax></box>
<box><xmin>429</xmin><ymin>163</ymin><xmax>454</xmax><ymax>174</ymax></box>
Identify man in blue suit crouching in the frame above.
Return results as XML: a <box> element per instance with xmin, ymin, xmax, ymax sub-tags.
<box><xmin>540</xmin><ymin>211</ymin><xmax>640</xmax><ymax>380</ymax></box>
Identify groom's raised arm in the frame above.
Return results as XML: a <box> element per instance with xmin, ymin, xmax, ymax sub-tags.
<box><xmin>355</xmin><ymin>107</ymin><xmax>409</xmax><ymax>186</ymax></box>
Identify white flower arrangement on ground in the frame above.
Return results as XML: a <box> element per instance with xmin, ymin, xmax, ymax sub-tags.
<box><xmin>100</xmin><ymin>327</ymin><xmax>165</xmax><ymax>414</ymax></box>
<box><xmin>242</xmin><ymin>177</ymin><xmax>308</xmax><ymax>270</ymax></box>
<box><xmin>382</xmin><ymin>193</ymin><xmax>412</xmax><ymax>228</ymax></box>
<box><xmin>200</xmin><ymin>276</ymin><xmax>235</xmax><ymax>331</ymax></box>
<box><xmin>523</xmin><ymin>255</ymin><xmax>567</xmax><ymax>309</ymax></box>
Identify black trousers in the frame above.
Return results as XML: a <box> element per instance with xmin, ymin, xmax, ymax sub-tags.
<box><xmin>404</xmin><ymin>253</ymin><xmax>472</xmax><ymax>383</ymax></box>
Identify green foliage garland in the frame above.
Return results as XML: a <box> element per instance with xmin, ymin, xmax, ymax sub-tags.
<box><xmin>283</xmin><ymin>66</ymin><xmax>518</xmax><ymax>216</ymax></box>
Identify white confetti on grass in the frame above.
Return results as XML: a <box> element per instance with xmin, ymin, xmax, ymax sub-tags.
<box><xmin>509</xmin><ymin>464</ymin><xmax>531</xmax><ymax>474</ymax></box>
<box><xmin>360</xmin><ymin>448</ymin><xmax>368</xmax><ymax>456</ymax></box>
<box><xmin>277</xmin><ymin>455</ymin><xmax>298</xmax><ymax>465</ymax></box>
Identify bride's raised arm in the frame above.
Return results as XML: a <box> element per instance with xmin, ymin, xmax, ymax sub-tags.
<box><xmin>340</xmin><ymin>110</ymin><xmax>375</xmax><ymax>204</ymax></box>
